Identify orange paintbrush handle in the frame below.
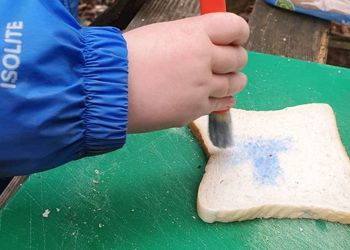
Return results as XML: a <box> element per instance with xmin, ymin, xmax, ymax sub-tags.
<box><xmin>199</xmin><ymin>0</ymin><xmax>226</xmax><ymax>14</ymax></box>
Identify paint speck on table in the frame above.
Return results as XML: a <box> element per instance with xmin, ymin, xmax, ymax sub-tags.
<box><xmin>42</xmin><ymin>209</ymin><xmax>50</xmax><ymax>218</ymax></box>
<box><xmin>98</xmin><ymin>223</ymin><xmax>104</xmax><ymax>228</ymax></box>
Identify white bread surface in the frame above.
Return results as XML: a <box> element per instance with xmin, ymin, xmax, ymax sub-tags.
<box><xmin>192</xmin><ymin>104</ymin><xmax>350</xmax><ymax>224</ymax></box>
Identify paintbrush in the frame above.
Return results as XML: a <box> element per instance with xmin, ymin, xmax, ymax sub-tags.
<box><xmin>200</xmin><ymin>0</ymin><xmax>233</xmax><ymax>148</ymax></box>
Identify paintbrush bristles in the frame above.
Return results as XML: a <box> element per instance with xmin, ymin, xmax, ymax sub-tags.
<box><xmin>208</xmin><ymin>112</ymin><xmax>233</xmax><ymax>148</ymax></box>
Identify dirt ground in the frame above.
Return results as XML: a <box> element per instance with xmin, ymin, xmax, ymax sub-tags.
<box><xmin>78</xmin><ymin>0</ymin><xmax>350</xmax><ymax>68</ymax></box>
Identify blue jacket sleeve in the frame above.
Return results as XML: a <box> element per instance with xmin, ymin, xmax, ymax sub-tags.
<box><xmin>0</xmin><ymin>0</ymin><xmax>128</xmax><ymax>176</ymax></box>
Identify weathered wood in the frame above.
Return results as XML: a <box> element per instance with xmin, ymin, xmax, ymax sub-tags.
<box><xmin>126</xmin><ymin>0</ymin><xmax>330</xmax><ymax>63</ymax></box>
<box><xmin>246</xmin><ymin>0</ymin><xmax>330</xmax><ymax>63</ymax></box>
<box><xmin>329</xmin><ymin>40</ymin><xmax>350</xmax><ymax>50</ymax></box>
<box><xmin>92</xmin><ymin>0</ymin><xmax>148</xmax><ymax>29</ymax></box>
<box><xmin>126</xmin><ymin>0</ymin><xmax>199</xmax><ymax>31</ymax></box>
<box><xmin>0</xmin><ymin>176</ymin><xmax>28</xmax><ymax>208</ymax></box>
<box><xmin>125</xmin><ymin>0</ymin><xmax>245</xmax><ymax>31</ymax></box>
<box><xmin>227</xmin><ymin>0</ymin><xmax>255</xmax><ymax>21</ymax></box>
<box><xmin>327</xmin><ymin>46</ymin><xmax>350</xmax><ymax>68</ymax></box>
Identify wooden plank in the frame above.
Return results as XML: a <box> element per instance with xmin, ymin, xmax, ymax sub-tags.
<box><xmin>91</xmin><ymin>0</ymin><xmax>148</xmax><ymax>29</ymax></box>
<box><xmin>246</xmin><ymin>0</ymin><xmax>330</xmax><ymax>63</ymax></box>
<box><xmin>327</xmin><ymin>46</ymin><xmax>350</xmax><ymax>68</ymax></box>
<box><xmin>126</xmin><ymin>0</ymin><xmax>330</xmax><ymax>63</ymax></box>
<box><xmin>0</xmin><ymin>176</ymin><xmax>28</xmax><ymax>208</ymax></box>
<box><xmin>126</xmin><ymin>0</ymin><xmax>199</xmax><ymax>31</ymax></box>
<box><xmin>125</xmin><ymin>0</ymin><xmax>246</xmax><ymax>31</ymax></box>
<box><xmin>329</xmin><ymin>40</ymin><xmax>350</xmax><ymax>50</ymax></box>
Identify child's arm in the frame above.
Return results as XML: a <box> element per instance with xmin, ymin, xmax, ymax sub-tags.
<box><xmin>0</xmin><ymin>0</ymin><xmax>128</xmax><ymax>176</ymax></box>
<box><xmin>0</xmin><ymin>1</ymin><xmax>248</xmax><ymax>176</ymax></box>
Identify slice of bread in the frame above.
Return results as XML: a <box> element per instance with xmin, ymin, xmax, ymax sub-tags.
<box><xmin>189</xmin><ymin>104</ymin><xmax>350</xmax><ymax>224</ymax></box>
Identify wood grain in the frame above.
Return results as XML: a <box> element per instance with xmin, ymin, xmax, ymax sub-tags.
<box><xmin>125</xmin><ymin>0</ymin><xmax>199</xmax><ymax>31</ymax></box>
<box><xmin>126</xmin><ymin>0</ymin><xmax>330</xmax><ymax>63</ymax></box>
<box><xmin>246</xmin><ymin>0</ymin><xmax>330</xmax><ymax>62</ymax></box>
<box><xmin>0</xmin><ymin>176</ymin><xmax>28</xmax><ymax>208</ymax></box>
<box><xmin>92</xmin><ymin>0</ymin><xmax>148</xmax><ymax>29</ymax></box>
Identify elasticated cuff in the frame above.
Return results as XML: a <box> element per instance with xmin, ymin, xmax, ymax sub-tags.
<box><xmin>80</xmin><ymin>27</ymin><xmax>128</xmax><ymax>156</ymax></box>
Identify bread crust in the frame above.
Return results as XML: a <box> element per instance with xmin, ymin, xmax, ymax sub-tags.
<box><xmin>188</xmin><ymin>122</ymin><xmax>210</xmax><ymax>159</ymax></box>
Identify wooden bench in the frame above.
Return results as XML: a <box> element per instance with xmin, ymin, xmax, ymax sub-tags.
<box><xmin>246</xmin><ymin>0</ymin><xmax>329</xmax><ymax>63</ymax></box>
<box><xmin>93</xmin><ymin>0</ymin><xmax>330</xmax><ymax>62</ymax></box>
<box><xmin>0</xmin><ymin>0</ymin><xmax>331</xmax><ymax>208</ymax></box>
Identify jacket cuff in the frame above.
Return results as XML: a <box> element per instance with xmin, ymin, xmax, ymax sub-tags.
<box><xmin>80</xmin><ymin>27</ymin><xmax>128</xmax><ymax>156</ymax></box>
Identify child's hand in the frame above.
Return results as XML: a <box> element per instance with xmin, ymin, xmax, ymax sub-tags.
<box><xmin>124</xmin><ymin>13</ymin><xmax>249</xmax><ymax>133</ymax></box>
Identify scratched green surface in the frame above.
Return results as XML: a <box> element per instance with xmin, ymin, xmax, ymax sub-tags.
<box><xmin>1</xmin><ymin>52</ymin><xmax>350</xmax><ymax>249</ymax></box>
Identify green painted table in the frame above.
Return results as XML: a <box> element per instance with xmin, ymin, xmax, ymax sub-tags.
<box><xmin>1</xmin><ymin>52</ymin><xmax>350</xmax><ymax>249</ymax></box>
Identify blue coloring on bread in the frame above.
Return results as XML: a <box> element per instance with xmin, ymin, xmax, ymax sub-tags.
<box><xmin>246</xmin><ymin>139</ymin><xmax>289</xmax><ymax>184</ymax></box>
<box><xmin>233</xmin><ymin>138</ymin><xmax>290</xmax><ymax>185</ymax></box>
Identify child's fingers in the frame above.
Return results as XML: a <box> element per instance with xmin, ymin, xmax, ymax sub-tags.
<box><xmin>200</xmin><ymin>13</ymin><xmax>250</xmax><ymax>46</ymax></box>
<box><xmin>209</xmin><ymin>72</ymin><xmax>247</xmax><ymax>98</ymax></box>
<box><xmin>211</xmin><ymin>45</ymin><xmax>248</xmax><ymax>74</ymax></box>
<box><xmin>208</xmin><ymin>96</ymin><xmax>235</xmax><ymax>113</ymax></box>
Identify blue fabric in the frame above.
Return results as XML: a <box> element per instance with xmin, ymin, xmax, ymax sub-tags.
<box><xmin>59</xmin><ymin>0</ymin><xmax>80</xmax><ymax>17</ymax></box>
<box><xmin>0</xmin><ymin>0</ymin><xmax>128</xmax><ymax>176</ymax></box>
<box><xmin>264</xmin><ymin>0</ymin><xmax>350</xmax><ymax>25</ymax></box>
